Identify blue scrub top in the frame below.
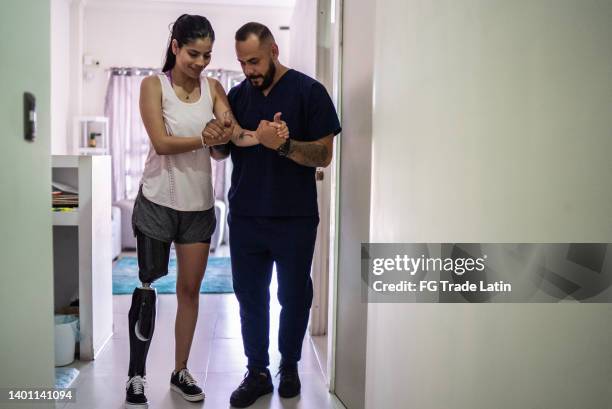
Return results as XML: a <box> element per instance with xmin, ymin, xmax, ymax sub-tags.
<box><xmin>227</xmin><ymin>69</ymin><xmax>342</xmax><ymax>217</ymax></box>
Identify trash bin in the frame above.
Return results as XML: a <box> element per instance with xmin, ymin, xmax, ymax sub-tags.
<box><xmin>54</xmin><ymin>314</ymin><xmax>79</xmax><ymax>366</ymax></box>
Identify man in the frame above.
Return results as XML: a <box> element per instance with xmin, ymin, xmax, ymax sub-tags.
<box><xmin>211</xmin><ymin>22</ymin><xmax>341</xmax><ymax>408</ymax></box>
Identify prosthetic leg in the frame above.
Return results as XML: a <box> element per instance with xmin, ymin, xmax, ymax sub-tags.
<box><xmin>128</xmin><ymin>229</ymin><xmax>171</xmax><ymax>377</ymax></box>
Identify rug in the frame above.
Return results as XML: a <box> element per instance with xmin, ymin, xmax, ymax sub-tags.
<box><xmin>55</xmin><ymin>368</ymin><xmax>79</xmax><ymax>389</ymax></box>
<box><xmin>113</xmin><ymin>256</ymin><xmax>234</xmax><ymax>294</ymax></box>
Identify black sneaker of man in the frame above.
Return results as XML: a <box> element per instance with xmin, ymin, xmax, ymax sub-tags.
<box><xmin>277</xmin><ymin>361</ymin><xmax>301</xmax><ymax>399</ymax></box>
<box><xmin>125</xmin><ymin>375</ymin><xmax>148</xmax><ymax>408</ymax></box>
<box><xmin>229</xmin><ymin>367</ymin><xmax>274</xmax><ymax>408</ymax></box>
<box><xmin>170</xmin><ymin>368</ymin><xmax>205</xmax><ymax>402</ymax></box>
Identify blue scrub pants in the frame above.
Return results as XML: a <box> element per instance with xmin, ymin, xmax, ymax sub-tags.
<box><xmin>228</xmin><ymin>213</ymin><xmax>319</xmax><ymax>369</ymax></box>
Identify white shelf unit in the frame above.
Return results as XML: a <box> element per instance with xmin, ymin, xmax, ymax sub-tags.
<box><xmin>73</xmin><ymin>116</ymin><xmax>110</xmax><ymax>155</ymax></box>
<box><xmin>52</xmin><ymin>210</ymin><xmax>79</xmax><ymax>226</ymax></box>
<box><xmin>52</xmin><ymin>154</ymin><xmax>113</xmax><ymax>360</ymax></box>
<box><xmin>52</xmin><ymin>155</ymin><xmax>79</xmax><ymax>168</ymax></box>
<box><xmin>79</xmin><ymin>147</ymin><xmax>109</xmax><ymax>155</ymax></box>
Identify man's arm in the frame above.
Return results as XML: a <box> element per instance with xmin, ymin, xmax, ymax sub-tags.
<box><xmin>256</xmin><ymin>120</ymin><xmax>335</xmax><ymax>168</ymax></box>
<box><xmin>287</xmin><ymin>81</ymin><xmax>340</xmax><ymax>167</ymax></box>
<box><xmin>209</xmin><ymin>78</ymin><xmax>260</xmax><ymax>147</ymax></box>
<box><xmin>285</xmin><ymin>134</ymin><xmax>334</xmax><ymax>168</ymax></box>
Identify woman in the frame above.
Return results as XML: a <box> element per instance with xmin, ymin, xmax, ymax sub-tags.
<box><xmin>125</xmin><ymin>14</ymin><xmax>287</xmax><ymax>408</ymax></box>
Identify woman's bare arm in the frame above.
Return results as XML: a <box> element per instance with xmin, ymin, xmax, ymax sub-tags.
<box><xmin>139</xmin><ymin>75</ymin><xmax>205</xmax><ymax>155</ymax></box>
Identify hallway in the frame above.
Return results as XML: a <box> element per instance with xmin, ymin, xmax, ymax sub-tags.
<box><xmin>57</xmin><ymin>289</ymin><xmax>339</xmax><ymax>408</ymax></box>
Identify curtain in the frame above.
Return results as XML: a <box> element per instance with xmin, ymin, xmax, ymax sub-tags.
<box><xmin>104</xmin><ymin>68</ymin><xmax>154</xmax><ymax>202</ymax></box>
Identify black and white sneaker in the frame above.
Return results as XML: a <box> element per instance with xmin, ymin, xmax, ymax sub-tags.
<box><xmin>125</xmin><ymin>375</ymin><xmax>148</xmax><ymax>408</ymax></box>
<box><xmin>170</xmin><ymin>368</ymin><xmax>205</xmax><ymax>402</ymax></box>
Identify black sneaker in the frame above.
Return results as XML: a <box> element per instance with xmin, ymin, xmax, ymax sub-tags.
<box><xmin>277</xmin><ymin>362</ymin><xmax>301</xmax><ymax>398</ymax></box>
<box><xmin>125</xmin><ymin>375</ymin><xmax>148</xmax><ymax>408</ymax></box>
<box><xmin>229</xmin><ymin>368</ymin><xmax>274</xmax><ymax>408</ymax></box>
<box><xmin>170</xmin><ymin>368</ymin><xmax>205</xmax><ymax>402</ymax></box>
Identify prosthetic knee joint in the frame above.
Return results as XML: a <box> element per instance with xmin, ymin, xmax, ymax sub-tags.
<box><xmin>128</xmin><ymin>229</ymin><xmax>171</xmax><ymax>377</ymax></box>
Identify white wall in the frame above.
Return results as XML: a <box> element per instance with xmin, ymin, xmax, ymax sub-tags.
<box><xmin>288</xmin><ymin>0</ymin><xmax>316</xmax><ymax>77</ymax></box>
<box><xmin>50</xmin><ymin>0</ymin><xmax>71</xmax><ymax>154</ymax></box>
<box><xmin>333</xmin><ymin>0</ymin><xmax>373</xmax><ymax>406</ymax></box>
<box><xmin>50</xmin><ymin>0</ymin><xmax>84</xmax><ymax>155</ymax></box>
<box><xmin>81</xmin><ymin>1</ymin><xmax>293</xmax><ymax>116</ymax></box>
<box><xmin>364</xmin><ymin>1</ymin><xmax>612</xmax><ymax>408</ymax></box>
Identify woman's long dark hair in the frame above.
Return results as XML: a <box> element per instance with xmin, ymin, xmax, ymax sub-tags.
<box><xmin>162</xmin><ymin>14</ymin><xmax>215</xmax><ymax>72</ymax></box>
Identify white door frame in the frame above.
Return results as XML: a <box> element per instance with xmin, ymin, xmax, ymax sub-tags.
<box><xmin>325</xmin><ymin>0</ymin><xmax>343</xmax><ymax>393</ymax></box>
<box><xmin>308</xmin><ymin>0</ymin><xmax>344</xmax><ymax>394</ymax></box>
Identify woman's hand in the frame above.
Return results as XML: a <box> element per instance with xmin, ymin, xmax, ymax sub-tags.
<box><xmin>202</xmin><ymin>119</ymin><xmax>232</xmax><ymax>146</ymax></box>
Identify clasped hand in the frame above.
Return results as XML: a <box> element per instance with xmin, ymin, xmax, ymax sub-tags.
<box><xmin>256</xmin><ymin>112</ymin><xmax>290</xmax><ymax>150</ymax></box>
<box><xmin>201</xmin><ymin>112</ymin><xmax>289</xmax><ymax>147</ymax></box>
<box><xmin>201</xmin><ymin>117</ymin><xmax>233</xmax><ymax>146</ymax></box>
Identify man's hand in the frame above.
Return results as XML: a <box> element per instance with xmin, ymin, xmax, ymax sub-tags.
<box><xmin>256</xmin><ymin>119</ymin><xmax>286</xmax><ymax>150</ymax></box>
<box><xmin>202</xmin><ymin>119</ymin><xmax>231</xmax><ymax>146</ymax></box>
<box><xmin>256</xmin><ymin>112</ymin><xmax>289</xmax><ymax>149</ymax></box>
<box><xmin>273</xmin><ymin>112</ymin><xmax>289</xmax><ymax>139</ymax></box>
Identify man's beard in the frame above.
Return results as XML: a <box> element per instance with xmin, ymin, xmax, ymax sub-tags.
<box><xmin>248</xmin><ymin>60</ymin><xmax>276</xmax><ymax>90</ymax></box>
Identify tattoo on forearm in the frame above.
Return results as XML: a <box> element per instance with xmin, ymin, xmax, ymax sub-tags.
<box><xmin>288</xmin><ymin>140</ymin><xmax>329</xmax><ymax>167</ymax></box>
<box><xmin>224</xmin><ymin>110</ymin><xmax>256</xmax><ymax>140</ymax></box>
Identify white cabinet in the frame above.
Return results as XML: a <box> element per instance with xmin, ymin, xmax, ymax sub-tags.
<box><xmin>52</xmin><ymin>155</ymin><xmax>113</xmax><ymax>360</ymax></box>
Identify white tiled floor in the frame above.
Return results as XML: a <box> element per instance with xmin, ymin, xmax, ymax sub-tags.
<box><xmin>57</xmin><ymin>260</ymin><xmax>340</xmax><ymax>409</ymax></box>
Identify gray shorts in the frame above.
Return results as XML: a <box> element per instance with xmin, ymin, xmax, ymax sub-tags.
<box><xmin>132</xmin><ymin>187</ymin><xmax>217</xmax><ymax>244</ymax></box>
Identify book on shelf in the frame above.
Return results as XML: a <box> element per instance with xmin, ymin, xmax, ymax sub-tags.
<box><xmin>52</xmin><ymin>181</ymin><xmax>79</xmax><ymax>207</ymax></box>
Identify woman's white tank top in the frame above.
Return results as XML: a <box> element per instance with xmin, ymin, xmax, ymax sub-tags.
<box><xmin>140</xmin><ymin>74</ymin><xmax>215</xmax><ymax>211</ymax></box>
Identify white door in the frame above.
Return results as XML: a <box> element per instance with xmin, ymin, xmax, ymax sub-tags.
<box><xmin>0</xmin><ymin>1</ymin><xmax>55</xmax><ymax>405</ymax></box>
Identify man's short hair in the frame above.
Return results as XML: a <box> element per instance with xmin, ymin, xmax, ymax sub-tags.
<box><xmin>235</xmin><ymin>22</ymin><xmax>275</xmax><ymax>43</ymax></box>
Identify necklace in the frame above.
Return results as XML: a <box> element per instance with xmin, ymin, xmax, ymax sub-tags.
<box><xmin>167</xmin><ymin>70</ymin><xmax>197</xmax><ymax>101</ymax></box>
